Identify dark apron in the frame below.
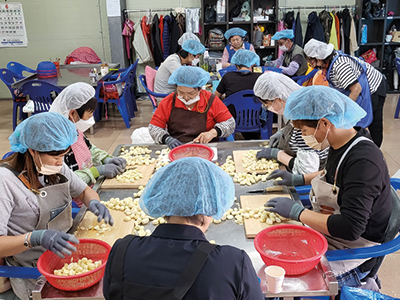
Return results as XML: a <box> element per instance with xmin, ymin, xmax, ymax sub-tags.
<box><xmin>2</xmin><ymin>165</ymin><xmax>73</xmax><ymax>300</ymax></box>
<box><xmin>167</xmin><ymin>92</ymin><xmax>215</xmax><ymax>143</ymax></box>
<box><xmin>108</xmin><ymin>235</ymin><xmax>216</xmax><ymax>300</ymax></box>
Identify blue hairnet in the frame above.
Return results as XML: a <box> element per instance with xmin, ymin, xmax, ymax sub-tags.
<box><xmin>181</xmin><ymin>39</ymin><xmax>206</xmax><ymax>55</ymax></box>
<box><xmin>284</xmin><ymin>86</ymin><xmax>367</xmax><ymax>129</ymax></box>
<box><xmin>140</xmin><ymin>157</ymin><xmax>235</xmax><ymax>219</ymax></box>
<box><xmin>271</xmin><ymin>29</ymin><xmax>294</xmax><ymax>40</ymax></box>
<box><xmin>231</xmin><ymin>49</ymin><xmax>260</xmax><ymax>67</ymax></box>
<box><xmin>9</xmin><ymin>112</ymin><xmax>78</xmax><ymax>153</ymax></box>
<box><xmin>168</xmin><ymin>66</ymin><xmax>210</xmax><ymax>88</ymax></box>
<box><xmin>224</xmin><ymin>27</ymin><xmax>247</xmax><ymax>40</ymax></box>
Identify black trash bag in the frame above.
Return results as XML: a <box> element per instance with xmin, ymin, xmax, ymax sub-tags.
<box><xmin>205</xmin><ymin>4</ymin><xmax>216</xmax><ymax>23</ymax></box>
<box><xmin>371</xmin><ymin>2</ymin><xmax>381</xmax><ymax>18</ymax></box>
<box><xmin>363</xmin><ymin>0</ymin><xmax>373</xmax><ymax>19</ymax></box>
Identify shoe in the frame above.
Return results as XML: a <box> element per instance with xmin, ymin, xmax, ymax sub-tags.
<box><xmin>22</xmin><ymin>100</ymin><xmax>35</xmax><ymax>113</ymax></box>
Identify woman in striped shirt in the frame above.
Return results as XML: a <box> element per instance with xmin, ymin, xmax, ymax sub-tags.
<box><xmin>304</xmin><ymin>39</ymin><xmax>386</xmax><ymax>147</ymax></box>
<box><xmin>253</xmin><ymin>72</ymin><xmax>329</xmax><ymax>177</ymax></box>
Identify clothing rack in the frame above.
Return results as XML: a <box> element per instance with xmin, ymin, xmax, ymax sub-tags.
<box><xmin>278</xmin><ymin>5</ymin><xmax>357</xmax><ymax>10</ymax></box>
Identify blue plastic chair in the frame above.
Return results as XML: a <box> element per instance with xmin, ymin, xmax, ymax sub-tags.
<box><xmin>292</xmin><ymin>69</ymin><xmax>318</xmax><ymax>86</ymax></box>
<box><xmin>94</xmin><ymin>66</ymin><xmax>133</xmax><ymax>128</ymax></box>
<box><xmin>394</xmin><ymin>58</ymin><xmax>400</xmax><ymax>119</ymax></box>
<box><xmin>138</xmin><ymin>74</ymin><xmax>169</xmax><ymax>110</ymax></box>
<box><xmin>19</xmin><ymin>80</ymin><xmax>62</xmax><ymax>116</ymax></box>
<box><xmin>223</xmin><ymin>90</ymin><xmax>273</xmax><ymax>139</ymax></box>
<box><xmin>7</xmin><ymin>61</ymin><xmax>36</xmax><ymax>78</ymax></box>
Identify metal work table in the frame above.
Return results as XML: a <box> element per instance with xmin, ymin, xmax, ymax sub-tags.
<box><xmin>32</xmin><ymin>141</ymin><xmax>338</xmax><ymax>299</ymax></box>
<box><xmin>11</xmin><ymin>63</ymin><xmax>121</xmax><ymax>89</ymax></box>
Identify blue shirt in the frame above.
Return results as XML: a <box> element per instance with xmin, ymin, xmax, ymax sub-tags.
<box><xmin>103</xmin><ymin>223</ymin><xmax>264</xmax><ymax>300</ymax></box>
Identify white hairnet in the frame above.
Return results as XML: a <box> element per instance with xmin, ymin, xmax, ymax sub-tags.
<box><xmin>304</xmin><ymin>39</ymin><xmax>335</xmax><ymax>60</ymax></box>
<box><xmin>178</xmin><ymin>33</ymin><xmax>200</xmax><ymax>45</ymax></box>
<box><xmin>49</xmin><ymin>82</ymin><xmax>95</xmax><ymax>118</ymax></box>
<box><xmin>140</xmin><ymin>157</ymin><xmax>235</xmax><ymax>219</ymax></box>
<box><xmin>284</xmin><ymin>86</ymin><xmax>367</xmax><ymax>129</ymax></box>
<box><xmin>253</xmin><ymin>72</ymin><xmax>301</xmax><ymax>101</ymax></box>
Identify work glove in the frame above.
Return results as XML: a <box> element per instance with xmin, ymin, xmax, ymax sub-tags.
<box><xmin>103</xmin><ymin>157</ymin><xmax>127</xmax><ymax>169</ymax></box>
<box><xmin>267</xmin><ymin>169</ymin><xmax>304</xmax><ymax>186</ymax></box>
<box><xmin>268</xmin><ymin>130</ymin><xmax>283</xmax><ymax>148</ymax></box>
<box><xmin>265</xmin><ymin>197</ymin><xmax>305</xmax><ymax>221</ymax></box>
<box><xmin>256</xmin><ymin>147</ymin><xmax>280</xmax><ymax>160</ymax></box>
<box><xmin>165</xmin><ymin>136</ymin><xmax>182</xmax><ymax>149</ymax></box>
<box><xmin>88</xmin><ymin>200</ymin><xmax>114</xmax><ymax>226</ymax></box>
<box><xmin>96</xmin><ymin>164</ymin><xmax>123</xmax><ymax>178</ymax></box>
<box><xmin>30</xmin><ymin>230</ymin><xmax>79</xmax><ymax>258</ymax></box>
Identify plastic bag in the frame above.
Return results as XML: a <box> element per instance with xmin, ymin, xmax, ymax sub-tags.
<box><xmin>205</xmin><ymin>4</ymin><xmax>216</xmax><ymax>23</ymax></box>
<box><xmin>340</xmin><ymin>286</ymin><xmax>398</xmax><ymax>300</ymax></box>
<box><xmin>361</xmin><ymin>49</ymin><xmax>377</xmax><ymax>64</ymax></box>
<box><xmin>292</xmin><ymin>149</ymin><xmax>320</xmax><ymax>175</ymax></box>
<box><xmin>361</xmin><ymin>25</ymin><xmax>368</xmax><ymax>44</ymax></box>
<box><xmin>130</xmin><ymin>127</ymin><xmax>155</xmax><ymax>144</ymax></box>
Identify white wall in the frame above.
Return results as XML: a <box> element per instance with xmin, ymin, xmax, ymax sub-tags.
<box><xmin>0</xmin><ymin>0</ymin><xmax>111</xmax><ymax>99</ymax></box>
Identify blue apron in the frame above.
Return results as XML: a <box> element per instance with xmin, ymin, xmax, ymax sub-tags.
<box><xmin>226</xmin><ymin>42</ymin><xmax>251</xmax><ymax>62</ymax></box>
<box><xmin>327</xmin><ymin>52</ymin><xmax>373</xmax><ymax>128</ymax></box>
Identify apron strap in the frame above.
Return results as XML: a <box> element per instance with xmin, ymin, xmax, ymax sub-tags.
<box><xmin>333</xmin><ymin>137</ymin><xmax>372</xmax><ymax>188</ymax></box>
<box><xmin>109</xmin><ymin>236</ymin><xmax>216</xmax><ymax>300</ymax></box>
<box><xmin>0</xmin><ymin>163</ymin><xmax>40</xmax><ymax>194</ymax></box>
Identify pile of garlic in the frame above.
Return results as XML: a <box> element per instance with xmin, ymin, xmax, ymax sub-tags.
<box><xmin>115</xmin><ymin>169</ymin><xmax>144</xmax><ymax>183</ymax></box>
<box><xmin>53</xmin><ymin>258</ymin><xmax>102</xmax><ymax>276</ymax></box>
<box><xmin>77</xmin><ymin>223</ymin><xmax>112</xmax><ymax>235</ymax></box>
<box><xmin>120</xmin><ymin>146</ymin><xmax>152</xmax><ymax>156</ymax></box>
<box><xmin>241</xmin><ymin>150</ymin><xmax>279</xmax><ymax>172</ymax></box>
<box><xmin>154</xmin><ymin>148</ymin><xmax>171</xmax><ymax>171</ymax></box>
<box><xmin>124</xmin><ymin>154</ymin><xmax>156</xmax><ymax>166</ymax></box>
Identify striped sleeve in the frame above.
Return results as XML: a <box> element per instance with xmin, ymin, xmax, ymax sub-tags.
<box><xmin>215</xmin><ymin>117</ymin><xmax>235</xmax><ymax>137</ymax></box>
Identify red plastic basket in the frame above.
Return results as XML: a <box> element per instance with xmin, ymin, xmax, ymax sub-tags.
<box><xmin>37</xmin><ymin>239</ymin><xmax>111</xmax><ymax>291</ymax></box>
<box><xmin>168</xmin><ymin>144</ymin><xmax>214</xmax><ymax>161</ymax></box>
<box><xmin>254</xmin><ymin>224</ymin><xmax>328</xmax><ymax>275</ymax></box>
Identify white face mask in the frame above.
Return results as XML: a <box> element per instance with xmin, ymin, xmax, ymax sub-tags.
<box><xmin>177</xmin><ymin>94</ymin><xmax>201</xmax><ymax>106</ymax></box>
<box><xmin>302</xmin><ymin>122</ymin><xmax>330</xmax><ymax>150</ymax></box>
<box><xmin>267</xmin><ymin>99</ymin><xmax>284</xmax><ymax>115</ymax></box>
<box><xmin>75</xmin><ymin>116</ymin><xmax>95</xmax><ymax>132</ymax></box>
<box><xmin>192</xmin><ymin>58</ymin><xmax>200</xmax><ymax>66</ymax></box>
<box><xmin>279</xmin><ymin>45</ymin><xmax>288</xmax><ymax>52</ymax></box>
<box><xmin>36</xmin><ymin>155</ymin><xmax>62</xmax><ymax>175</ymax></box>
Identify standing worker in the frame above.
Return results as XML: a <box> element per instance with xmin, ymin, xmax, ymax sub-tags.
<box><xmin>304</xmin><ymin>38</ymin><xmax>386</xmax><ymax>147</ymax></box>
<box><xmin>267</xmin><ymin>29</ymin><xmax>308</xmax><ymax>77</ymax></box>
<box><xmin>103</xmin><ymin>157</ymin><xmax>265</xmax><ymax>300</ymax></box>
<box><xmin>266</xmin><ymin>86</ymin><xmax>399</xmax><ymax>293</ymax></box>
<box><xmin>0</xmin><ymin>112</ymin><xmax>113</xmax><ymax>300</ymax></box>
<box><xmin>50</xmin><ymin>82</ymin><xmax>126</xmax><ymax>188</ymax></box>
<box><xmin>221</xmin><ymin>28</ymin><xmax>256</xmax><ymax>68</ymax></box>
<box><xmin>149</xmin><ymin>66</ymin><xmax>235</xmax><ymax>149</ymax></box>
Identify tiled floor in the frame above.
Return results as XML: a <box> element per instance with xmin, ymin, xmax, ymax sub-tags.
<box><xmin>0</xmin><ymin>94</ymin><xmax>400</xmax><ymax>297</ymax></box>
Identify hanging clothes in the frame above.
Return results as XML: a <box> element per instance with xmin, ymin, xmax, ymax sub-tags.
<box><xmin>329</xmin><ymin>12</ymin><xmax>338</xmax><ymax>50</ymax></box>
<box><xmin>349</xmin><ymin>15</ymin><xmax>359</xmax><ymax>56</ymax></box>
<box><xmin>319</xmin><ymin>10</ymin><xmax>333</xmax><ymax>43</ymax></box>
<box><xmin>304</xmin><ymin>12</ymin><xmax>325</xmax><ymax>45</ymax></box>
<box><xmin>141</xmin><ymin>16</ymin><xmax>153</xmax><ymax>55</ymax></box>
<box><xmin>152</xmin><ymin>14</ymin><xmax>164</xmax><ymax>67</ymax></box>
<box><xmin>185</xmin><ymin>8</ymin><xmax>200</xmax><ymax>33</ymax></box>
<box><xmin>284</xmin><ymin>11</ymin><xmax>295</xmax><ymax>29</ymax></box>
<box><xmin>334</xmin><ymin>13</ymin><xmax>340</xmax><ymax>49</ymax></box>
<box><xmin>162</xmin><ymin>15</ymin><xmax>172</xmax><ymax>60</ymax></box>
<box><xmin>294</xmin><ymin>12</ymin><xmax>303</xmax><ymax>47</ymax></box>
<box><xmin>133</xmin><ymin>22</ymin><xmax>153</xmax><ymax>64</ymax></box>
<box><xmin>159</xmin><ymin>15</ymin><xmax>164</xmax><ymax>53</ymax></box>
<box><xmin>170</xmin><ymin>13</ymin><xmax>180</xmax><ymax>54</ymax></box>
<box><xmin>178</xmin><ymin>13</ymin><xmax>186</xmax><ymax>37</ymax></box>
<box><xmin>122</xmin><ymin>19</ymin><xmax>135</xmax><ymax>62</ymax></box>
<box><xmin>342</xmin><ymin>9</ymin><xmax>352</xmax><ymax>54</ymax></box>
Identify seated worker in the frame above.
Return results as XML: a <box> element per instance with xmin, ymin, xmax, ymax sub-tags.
<box><xmin>149</xmin><ymin>66</ymin><xmax>235</xmax><ymax>149</ymax></box>
<box><xmin>103</xmin><ymin>157</ymin><xmax>265</xmax><ymax>300</ymax></box>
<box><xmin>265</xmin><ymin>86</ymin><xmax>399</xmax><ymax>293</ymax></box>
<box><xmin>304</xmin><ymin>39</ymin><xmax>386</xmax><ymax>147</ymax></box>
<box><xmin>50</xmin><ymin>83</ymin><xmax>126</xmax><ymax>187</ymax></box>
<box><xmin>154</xmin><ymin>39</ymin><xmax>205</xmax><ymax>95</ymax></box>
<box><xmin>267</xmin><ymin>29</ymin><xmax>308</xmax><ymax>77</ymax></box>
<box><xmin>253</xmin><ymin>72</ymin><xmax>329</xmax><ymax>174</ymax></box>
<box><xmin>0</xmin><ymin>112</ymin><xmax>113</xmax><ymax>300</ymax></box>
<box><xmin>221</xmin><ymin>27</ymin><xmax>256</xmax><ymax>68</ymax></box>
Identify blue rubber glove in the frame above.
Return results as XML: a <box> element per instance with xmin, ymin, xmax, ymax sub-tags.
<box><xmin>96</xmin><ymin>164</ymin><xmax>124</xmax><ymax>178</ymax></box>
<box><xmin>256</xmin><ymin>147</ymin><xmax>280</xmax><ymax>160</ymax></box>
<box><xmin>268</xmin><ymin>130</ymin><xmax>283</xmax><ymax>148</ymax></box>
<box><xmin>165</xmin><ymin>136</ymin><xmax>182</xmax><ymax>149</ymax></box>
<box><xmin>103</xmin><ymin>157</ymin><xmax>127</xmax><ymax>169</ymax></box>
<box><xmin>88</xmin><ymin>200</ymin><xmax>114</xmax><ymax>226</ymax></box>
<box><xmin>265</xmin><ymin>197</ymin><xmax>305</xmax><ymax>221</ymax></box>
<box><xmin>30</xmin><ymin>230</ymin><xmax>79</xmax><ymax>258</ymax></box>
<box><xmin>267</xmin><ymin>169</ymin><xmax>304</xmax><ymax>186</ymax></box>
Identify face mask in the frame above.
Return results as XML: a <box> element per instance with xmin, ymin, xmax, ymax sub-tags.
<box><xmin>75</xmin><ymin>116</ymin><xmax>95</xmax><ymax>132</ymax></box>
<box><xmin>279</xmin><ymin>45</ymin><xmax>288</xmax><ymax>52</ymax></box>
<box><xmin>267</xmin><ymin>100</ymin><xmax>284</xmax><ymax>115</ymax></box>
<box><xmin>192</xmin><ymin>58</ymin><xmax>200</xmax><ymax>66</ymax></box>
<box><xmin>303</xmin><ymin>122</ymin><xmax>330</xmax><ymax>150</ymax></box>
<box><xmin>177</xmin><ymin>94</ymin><xmax>200</xmax><ymax>106</ymax></box>
<box><xmin>36</xmin><ymin>154</ymin><xmax>62</xmax><ymax>175</ymax></box>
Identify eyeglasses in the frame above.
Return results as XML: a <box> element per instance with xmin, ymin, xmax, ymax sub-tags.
<box><xmin>256</xmin><ymin>97</ymin><xmax>273</xmax><ymax>107</ymax></box>
<box><xmin>277</xmin><ymin>40</ymin><xmax>287</xmax><ymax>46</ymax></box>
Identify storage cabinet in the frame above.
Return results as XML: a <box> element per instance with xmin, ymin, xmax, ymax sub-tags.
<box><xmin>356</xmin><ymin>0</ymin><xmax>400</xmax><ymax>92</ymax></box>
<box><xmin>201</xmin><ymin>0</ymin><xmax>278</xmax><ymax>62</ymax></box>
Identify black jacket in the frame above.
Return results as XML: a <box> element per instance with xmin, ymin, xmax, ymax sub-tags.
<box><xmin>304</xmin><ymin>11</ymin><xmax>325</xmax><ymax>45</ymax></box>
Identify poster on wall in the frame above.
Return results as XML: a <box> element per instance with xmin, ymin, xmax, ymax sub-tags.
<box><xmin>0</xmin><ymin>2</ymin><xmax>28</xmax><ymax>47</ymax></box>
